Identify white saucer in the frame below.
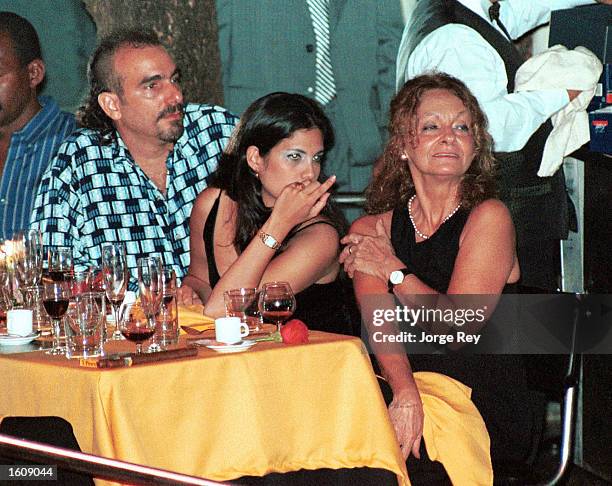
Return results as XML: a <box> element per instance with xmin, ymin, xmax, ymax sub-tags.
<box><xmin>0</xmin><ymin>332</ymin><xmax>41</xmax><ymax>346</ymax></box>
<box><xmin>195</xmin><ymin>339</ymin><xmax>257</xmax><ymax>354</ymax></box>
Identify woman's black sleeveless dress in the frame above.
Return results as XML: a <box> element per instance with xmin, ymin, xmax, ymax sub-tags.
<box><xmin>202</xmin><ymin>194</ymin><xmax>353</xmax><ymax>335</ymax></box>
<box><xmin>390</xmin><ymin>205</ymin><xmax>542</xmax><ymax>468</ymax></box>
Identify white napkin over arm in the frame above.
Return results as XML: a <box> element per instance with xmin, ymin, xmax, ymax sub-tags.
<box><xmin>514</xmin><ymin>45</ymin><xmax>603</xmax><ymax>177</ymax></box>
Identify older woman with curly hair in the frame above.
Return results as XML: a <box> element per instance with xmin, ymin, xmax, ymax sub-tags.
<box><xmin>340</xmin><ymin>73</ymin><xmax>541</xmax><ymax>479</ymax></box>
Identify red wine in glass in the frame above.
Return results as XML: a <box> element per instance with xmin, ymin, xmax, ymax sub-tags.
<box><xmin>43</xmin><ymin>298</ymin><xmax>69</xmax><ymax>318</ymax></box>
<box><xmin>258</xmin><ymin>282</ymin><xmax>296</xmax><ymax>333</ymax></box>
<box><xmin>121</xmin><ymin>328</ymin><xmax>156</xmax><ymax>344</ymax></box>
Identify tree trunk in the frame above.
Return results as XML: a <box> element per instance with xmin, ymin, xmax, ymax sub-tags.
<box><xmin>82</xmin><ymin>0</ymin><xmax>223</xmax><ymax>105</ymax></box>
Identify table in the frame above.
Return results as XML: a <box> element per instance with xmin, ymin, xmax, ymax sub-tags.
<box><xmin>0</xmin><ymin>331</ymin><xmax>409</xmax><ymax>486</ymax></box>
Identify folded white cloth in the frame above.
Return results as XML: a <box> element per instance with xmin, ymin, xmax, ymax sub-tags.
<box><xmin>515</xmin><ymin>45</ymin><xmax>602</xmax><ymax>177</ymax></box>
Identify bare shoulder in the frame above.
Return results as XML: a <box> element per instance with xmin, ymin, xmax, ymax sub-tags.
<box><xmin>466</xmin><ymin>199</ymin><xmax>512</xmax><ymax>226</ymax></box>
<box><xmin>192</xmin><ymin>187</ymin><xmax>222</xmax><ymax>216</ymax></box>
<box><xmin>290</xmin><ymin>218</ymin><xmax>340</xmax><ymax>248</ymax></box>
<box><xmin>349</xmin><ymin>211</ymin><xmax>392</xmax><ymax>235</ymax></box>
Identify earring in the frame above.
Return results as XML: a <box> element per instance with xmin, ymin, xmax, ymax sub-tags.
<box><xmin>400</xmin><ymin>153</ymin><xmax>408</xmax><ymax>160</ymax></box>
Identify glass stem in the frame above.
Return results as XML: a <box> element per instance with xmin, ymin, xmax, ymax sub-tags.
<box><xmin>52</xmin><ymin>318</ymin><xmax>61</xmax><ymax>349</ymax></box>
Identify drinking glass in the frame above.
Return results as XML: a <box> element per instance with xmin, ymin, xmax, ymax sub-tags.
<box><xmin>119</xmin><ymin>303</ymin><xmax>155</xmax><ymax>354</ymax></box>
<box><xmin>13</xmin><ymin>230</ymin><xmax>44</xmax><ymax>302</ymax></box>
<box><xmin>101</xmin><ymin>243</ymin><xmax>128</xmax><ymax>341</ymax></box>
<box><xmin>43</xmin><ymin>281</ymin><xmax>70</xmax><ymax>355</ymax></box>
<box><xmin>71</xmin><ymin>268</ymin><xmax>93</xmax><ymax>297</ymax></box>
<box><xmin>65</xmin><ymin>292</ymin><xmax>104</xmax><ymax>358</ymax></box>
<box><xmin>47</xmin><ymin>247</ymin><xmax>73</xmax><ymax>282</ymax></box>
<box><xmin>258</xmin><ymin>281</ymin><xmax>296</xmax><ymax>333</ymax></box>
<box><xmin>137</xmin><ymin>257</ymin><xmax>162</xmax><ymax>351</ymax></box>
<box><xmin>224</xmin><ymin>287</ymin><xmax>263</xmax><ymax>331</ymax></box>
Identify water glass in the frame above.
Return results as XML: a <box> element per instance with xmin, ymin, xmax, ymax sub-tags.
<box><xmin>25</xmin><ymin>285</ymin><xmax>51</xmax><ymax>335</ymax></box>
<box><xmin>137</xmin><ymin>257</ymin><xmax>163</xmax><ymax>351</ymax></box>
<box><xmin>64</xmin><ymin>292</ymin><xmax>104</xmax><ymax>359</ymax></box>
<box><xmin>224</xmin><ymin>287</ymin><xmax>263</xmax><ymax>331</ymax></box>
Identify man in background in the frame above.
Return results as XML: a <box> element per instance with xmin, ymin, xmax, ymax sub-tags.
<box><xmin>397</xmin><ymin>0</ymin><xmax>610</xmax><ymax>291</ymax></box>
<box><xmin>30</xmin><ymin>28</ymin><xmax>237</xmax><ymax>288</ymax></box>
<box><xmin>0</xmin><ymin>12</ymin><xmax>75</xmax><ymax>240</ymax></box>
<box><xmin>216</xmin><ymin>0</ymin><xmax>403</xmax><ymax>221</ymax></box>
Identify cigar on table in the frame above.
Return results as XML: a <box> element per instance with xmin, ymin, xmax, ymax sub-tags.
<box><xmin>95</xmin><ymin>347</ymin><xmax>198</xmax><ymax>368</ymax></box>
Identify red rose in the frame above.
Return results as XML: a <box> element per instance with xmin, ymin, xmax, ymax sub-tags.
<box><xmin>280</xmin><ymin>319</ymin><xmax>309</xmax><ymax>344</ymax></box>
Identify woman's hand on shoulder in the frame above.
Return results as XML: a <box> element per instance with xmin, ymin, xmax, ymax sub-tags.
<box><xmin>270</xmin><ymin>176</ymin><xmax>336</xmax><ymax>230</ymax></box>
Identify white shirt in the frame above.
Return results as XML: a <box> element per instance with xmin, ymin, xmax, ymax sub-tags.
<box><xmin>396</xmin><ymin>0</ymin><xmax>597</xmax><ymax>152</ymax></box>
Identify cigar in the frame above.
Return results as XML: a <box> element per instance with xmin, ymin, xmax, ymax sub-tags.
<box><xmin>96</xmin><ymin>347</ymin><xmax>198</xmax><ymax>368</ymax></box>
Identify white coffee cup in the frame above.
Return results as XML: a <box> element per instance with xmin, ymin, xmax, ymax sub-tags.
<box><xmin>215</xmin><ymin>316</ymin><xmax>249</xmax><ymax>345</ymax></box>
<box><xmin>7</xmin><ymin>309</ymin><xmax>34</xmax><ymax>336</ymax></box>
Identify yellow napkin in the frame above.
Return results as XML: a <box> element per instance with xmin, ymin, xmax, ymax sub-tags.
<box><xmin>416</xmin><ymin>372</ymin><xmax>493</xmax><ymax>486</ymax></box>
<box><xmin>178</xmin><ymin>304</ymin><xmax>215</xmax><ymax>334</ymax></box>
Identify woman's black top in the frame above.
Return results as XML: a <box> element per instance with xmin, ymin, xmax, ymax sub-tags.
<box><xmin>389</xmin><ymin>204</ymin><xmax>540</xmax><ymax>467</ymax></box>
<box><xmin>202</xmin><ymin>194</ymin><xmax>352</xmax><ymax>335</ymax></box>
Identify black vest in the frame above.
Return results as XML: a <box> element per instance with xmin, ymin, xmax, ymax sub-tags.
<box><xmin>402</xmin><ymin>0</ymin><xmax>569</xmax><ymax>242</ymax></box>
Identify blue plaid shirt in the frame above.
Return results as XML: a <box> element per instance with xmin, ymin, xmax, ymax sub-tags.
<box><xmin>30</xmin><ymin>103</ymin><xmax>238</xmax><ymax>289</ymax></box>
<box><xmin>0</xmin><ymin>96</ymin><xmax>75</xmax><ymax>240</ymax></box>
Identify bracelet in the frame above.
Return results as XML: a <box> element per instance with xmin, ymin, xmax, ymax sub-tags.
<box><xmin>259</xmin><ymin>231</ymin><xmax>281</xmax><ymax>250</ymax></box>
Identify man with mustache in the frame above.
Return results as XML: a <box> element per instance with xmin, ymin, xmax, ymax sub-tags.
<box><xmin>30</xmin><ymin>29</ymin><xmax>238</xmax><ymax>289</ymax></box>
<box><xmin>0</xmin><ymin>12</ymin><xmax>75</xmax><ymax>240</ymax></box>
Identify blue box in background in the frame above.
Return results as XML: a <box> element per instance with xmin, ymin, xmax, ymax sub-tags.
<box><xmin>589</xmin><ymin>106</ymin><xmax>612</xmax><ymax>154</ymax></box>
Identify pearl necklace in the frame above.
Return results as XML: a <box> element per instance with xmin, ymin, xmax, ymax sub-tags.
<box><xmin>408</xmin><ymin>195</ymin><xmax>462</xmax><ymax>240</ymax></box>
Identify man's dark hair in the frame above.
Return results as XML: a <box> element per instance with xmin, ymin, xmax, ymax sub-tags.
<box><xmin>77</xmin><ymin>28</ymin><xmax>162</xmax><ymax>131</ymax></box>
<box><xmin>0</xmin><ymin>11</ymin><xmax>42</xmax><ymax>66</ymax></box>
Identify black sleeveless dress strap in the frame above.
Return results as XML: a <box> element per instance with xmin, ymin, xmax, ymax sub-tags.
<box><xmin>203</xmin><ymin>191</ymin><xmax>222</xmax><ymax>288</ymax></box>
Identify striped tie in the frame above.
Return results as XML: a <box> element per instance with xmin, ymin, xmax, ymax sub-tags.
<box><xmin>306</xmin><ymin>0</ymin><xmax>336</xmax><ymax>105</ymax></box>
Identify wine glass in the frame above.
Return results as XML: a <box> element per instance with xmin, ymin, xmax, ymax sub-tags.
<box><xmin>43</xmin><ymin>281</ymin><xmax>70</xmax><ymax>355</ymax></box>
<box><xmin>101</xmin><ymin>243</ymin><xmax>128</xmax><ymax>341</ymax></box>
<box><xmin>137</xmin><ymin>257</ymin><xmax>162</xmax><ymax>351</ymax></box>
<box><xmin>119</xmin><ymin>303</ymin><xmax>155</xmax><ymax>354</ymax></box>
<box><xmin>258</xmin><ymin>281</ymin><xmax>296</xmax><ymax>333</ymax></box>
<box><xmin>47</xmin><ymin>247</ymin><xmax>73</xmax><ymax>282</ymax></box>
<box><xmin>13</xmin><ymin>230</ymin><xmax>44</xmax><ymax>293</ymax></box>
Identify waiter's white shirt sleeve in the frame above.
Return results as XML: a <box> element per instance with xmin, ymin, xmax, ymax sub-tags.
<box><xmin>399</xmin><ymin>0</ymin><xmax>598</xmax><ymax>152</ymax></box>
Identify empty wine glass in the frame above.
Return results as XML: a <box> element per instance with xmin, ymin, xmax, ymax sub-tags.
<box><xmin>137</xmin><ymin>257</ymin><xmax>162</xmax><ymax>351</ymax></box>
<box><xmin>13</xmin><ymin>230</ymin><xmax>43</xmax><ymax>293</ymax></box>
<box><xmin>102</xmin><ymin>243</ymin><xmax>128</xmax><ymax>341</ymax></box>
<box><xmin>47</xmin><ymin>247</ymin><xmax>73</xmax><ymax>282</ymax></box>
<box><xmin>119</xmin><ymin>303</ymin><xmax>155</xmax><ymax>354</ymax></box>
<box><xmin>258</xmin><ymin>281</ymin><xmax>296</xmax><ymax>333</ymax></box>
<box><xmin>43</xmin><ymin>281</ymin><xmax>70</xmax><ymax>355</ymax></box>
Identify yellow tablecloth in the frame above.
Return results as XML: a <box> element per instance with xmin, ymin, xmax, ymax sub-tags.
<box><xmin>0</xmin><ymin>331</ymin><xmax>409</xmax><ymax>485</ymax></box>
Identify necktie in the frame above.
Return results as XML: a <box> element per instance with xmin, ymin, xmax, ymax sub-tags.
<box><xmin>306</xmin><ymin>0</ymin><xmax>337</xmax><ymax>105</ymax></box>
<box><xmin>488</xmin><ymin>2</ymin><xmax>513</xmax><ymax>42</ymax></box>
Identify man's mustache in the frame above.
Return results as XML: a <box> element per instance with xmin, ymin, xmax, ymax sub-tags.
<box><xmin>157</xmin><ymin>103</ymin><xmax>184</xmax><ymax>121</ymax></box>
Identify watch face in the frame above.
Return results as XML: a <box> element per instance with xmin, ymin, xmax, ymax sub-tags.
<box><xmin>390</xmin><ymin>270</ymin><xmax>404</xmax><ymax>285</ymax></box>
